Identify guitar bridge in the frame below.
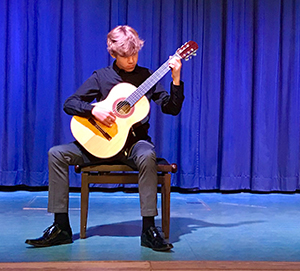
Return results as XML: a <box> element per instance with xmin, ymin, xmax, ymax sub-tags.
<box><xmin>88</xmin><ymin>118</ymin><xmax>112</xmax><ymax>141</ymax></box>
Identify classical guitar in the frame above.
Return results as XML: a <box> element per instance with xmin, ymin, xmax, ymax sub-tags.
<box><xmin>70</xmin><ymin>41</ymin><xmax>198</xmax><ymax>158</ymax></box>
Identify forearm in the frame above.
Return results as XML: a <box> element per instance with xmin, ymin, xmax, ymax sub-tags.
<box><xmin>161</xmin><ymin>81</ymin><xmax>185</xmax><ymax>115</ymax></box>
<box><xmin>63</xmin><ymin>72</ymin><xmax>101</xmax><ymax>117</ymax></box>
<box><xmin>63</xmin><ymin>95</ymin><xmax>94</xmax><ymax>117</ymax></box>
<box><xmin>169</xmin><ymin>56</ymin><xmax>182</xmax><ymax>86</ymax></box>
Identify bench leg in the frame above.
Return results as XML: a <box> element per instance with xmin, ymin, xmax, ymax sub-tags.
<box><xmin>161</xmin><ymin>173</ymin><xmax>171</xmax><ymax>239</ymax></box>
<box><xmin>80</xmin><ymin>173</ymin><xmax>89</xmax><ymax>239</ymax></box>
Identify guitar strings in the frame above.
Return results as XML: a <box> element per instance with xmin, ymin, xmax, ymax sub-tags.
<box><xmin>116</xmin><ymin>59</ymin><xmax>172</xmax><ymax>113</ymax></box>
<box><xmin>115</xmin><ymin>47</ymin><xmax>191</xmax><ymax>112</ymax></box>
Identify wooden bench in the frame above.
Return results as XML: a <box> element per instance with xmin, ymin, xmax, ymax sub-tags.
<box><xmin>75</xmin><ymin>159</ymin><xmax>177</xmax><ymax>239</ymax></box>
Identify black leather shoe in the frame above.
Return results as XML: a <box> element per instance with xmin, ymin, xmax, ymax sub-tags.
<box><xmin>25</xmin><ymin>224</ymin><xmax>73</xmax><ymax>247</ymax></box>
<box><xmin>141</xmin><ymin>226</ymin><xmax>173</xmax><ymax>251</ymax></box>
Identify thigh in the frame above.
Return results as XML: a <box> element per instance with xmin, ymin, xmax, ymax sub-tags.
<box><xmin>49</xmin><ymin>141</ymin><xmax>85</xmax><ymax>166</ymax></box>
<box><xmin>130</xmin><ymin>140</ymin><xmax>155</xmax><ymax>157</ymax></box>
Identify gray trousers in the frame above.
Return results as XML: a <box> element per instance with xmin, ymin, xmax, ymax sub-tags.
<box><xmin>47</xmin><ymin>140</ymin><xmax>158</xmax><ymax>217</ymax></box>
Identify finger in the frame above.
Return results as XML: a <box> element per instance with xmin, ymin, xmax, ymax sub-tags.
<box><xmin>108</xmin><ymin>111</ymin><xmax>116</xmax><ymax>120</ymax></box>
<box><xmin>169</xmin><ymin>61</ymin><xmax>175</xmax><ymax>69</ymax></box>
<box><xmin>108</xmin><ymin>115</ymin><xmax>117</xmax><ymax>125</ymax></box>
<box><xmin>103</xmin><ymin>120</ymin><xmax>111</xmax><ymax>127</ymax></box>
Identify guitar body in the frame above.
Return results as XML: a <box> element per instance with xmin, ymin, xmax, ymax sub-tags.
<box><xmin>70</xmin><ymin>82</ymin><xmax>150</xmax><ymax>158</ymax></box>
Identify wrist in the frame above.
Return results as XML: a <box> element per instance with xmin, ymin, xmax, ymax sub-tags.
<box><xmin>173</xmin><ymin>79</ymin><xmax>180</xmax><ymax>86</ymax></box>
<box><xmin>91</xmin><ymin>106</ymin><xmax>97</xmax><ymax>116</ymax></box>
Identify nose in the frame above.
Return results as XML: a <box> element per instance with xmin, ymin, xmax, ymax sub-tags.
<box><xmin>127</xmin><ymin>56</ymin><xmax>134</xmax><ymax>63</ymax></box>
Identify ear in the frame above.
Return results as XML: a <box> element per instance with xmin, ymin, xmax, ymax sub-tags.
<box><xmin>110</xmin><ymin>53</ymin><xmax>116</xmax><ymax>59</ymax></box>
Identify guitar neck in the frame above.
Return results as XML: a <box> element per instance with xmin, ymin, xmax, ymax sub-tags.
<box><xmin>123</xmin><ymin>40</ymin><xmax>198</xmax><ymax>106</ymax></box>
<box><xmin>125</xmin><ymin>54</ymin><xmax>178</xmax><ymax>106</ymax></box>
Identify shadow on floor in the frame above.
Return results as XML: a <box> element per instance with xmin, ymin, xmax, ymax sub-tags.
<box><xmin>73</xmin><ymin>217</ymin><xmax>265</xmax><ymax>243</ymax></box>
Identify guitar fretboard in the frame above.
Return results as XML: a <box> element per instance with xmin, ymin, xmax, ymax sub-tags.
<box><xmin>125</xmin><ymin>54</ymin><xmax>178</xmax><ymax>106</ymax></box>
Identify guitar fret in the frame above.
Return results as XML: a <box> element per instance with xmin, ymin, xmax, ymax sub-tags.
<box><xmin>126</xmin><ymin>59</ymin><xmax>171</xmax><ymax>106</ymax></box>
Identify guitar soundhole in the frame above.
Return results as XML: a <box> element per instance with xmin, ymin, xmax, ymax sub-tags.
<box><xmin>117</xmin><ymin>101</ymin><xmax>131</xmax><ymax>115</ymax></box>
<box><xmin>113</xmin><ymin>98</ymin><xmax>134</xmax><ymax>118</ymax></box>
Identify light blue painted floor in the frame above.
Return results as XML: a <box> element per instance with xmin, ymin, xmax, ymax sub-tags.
<box><xmin>1</xmin><ymin>190</ymin><xmax>300</xmax><ymax>262</ymax></box>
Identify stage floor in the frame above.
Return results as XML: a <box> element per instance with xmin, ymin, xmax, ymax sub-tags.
<box><xmin>1</xmin><ymin>190</ymin><xmax>300</xmax><ymax>263</ymax></box>
<box><xmin>2</xmin><ymin>260</ymin><xmax>300</xmax><ymax>270</ymax></box>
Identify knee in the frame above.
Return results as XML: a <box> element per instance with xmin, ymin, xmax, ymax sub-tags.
<box><xmin>48</xmin><ymin>146</ymin><xmax>64</xmax><ymax>163</ymax></box>
<box><xmin>136</xmin><ymin>149</ymin><xmax>156</xmax><ymax>168</ymax></box>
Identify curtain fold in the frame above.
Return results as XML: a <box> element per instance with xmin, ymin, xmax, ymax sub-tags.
<box><xmin>0</xmin><ymin>0</ymin><xmax>299</xmax><ymax>191</ymax></box>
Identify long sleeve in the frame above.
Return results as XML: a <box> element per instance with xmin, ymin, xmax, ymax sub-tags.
<box><xmin>63</xmin><ymin>73</ymin><xmax>101</xmax><ymax>117</ymax></box>
<box><xmin>150</xmin><ymin>81</ymin><xmax>185</xmax><ymax>116</ymax></box>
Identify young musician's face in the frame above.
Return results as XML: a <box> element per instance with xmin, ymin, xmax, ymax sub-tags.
<box><xmin>113</xmin><ymin>53</ymin><xmax>139</xmax><ymax>72</ymax></box>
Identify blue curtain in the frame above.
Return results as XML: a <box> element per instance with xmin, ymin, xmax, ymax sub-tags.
<box><xmin>0</xmin><ymin>0</ymin><xmax>299</xmax><ymax>191</ymax></box>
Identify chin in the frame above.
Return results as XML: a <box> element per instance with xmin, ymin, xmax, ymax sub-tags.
<box><xmin>126</xmin><ymin>66</ymin><xmax>135</xmax><ymax>72</ymax></box>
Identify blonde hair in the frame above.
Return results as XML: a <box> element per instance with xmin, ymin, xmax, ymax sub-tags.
<box><xmin>107</xmin><ymin>25</ymin><xmax>144</xmax><ymax>57</ymax></box>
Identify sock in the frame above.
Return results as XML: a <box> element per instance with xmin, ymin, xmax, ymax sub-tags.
<box><xmin>54</xmin><ymin>213</ymin><xmax>72</xmax><ymax>236</ymax></box>
<box><xmin>142</xmin><ymin>216</ymin><xmax>155</xmax><ymax>232</ymax></box>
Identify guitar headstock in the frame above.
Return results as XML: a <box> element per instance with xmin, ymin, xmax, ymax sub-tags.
<box><xmin>176</xmin><ymin>41</ymin><xmax>199</xmax><ymax>61</ymax></box>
